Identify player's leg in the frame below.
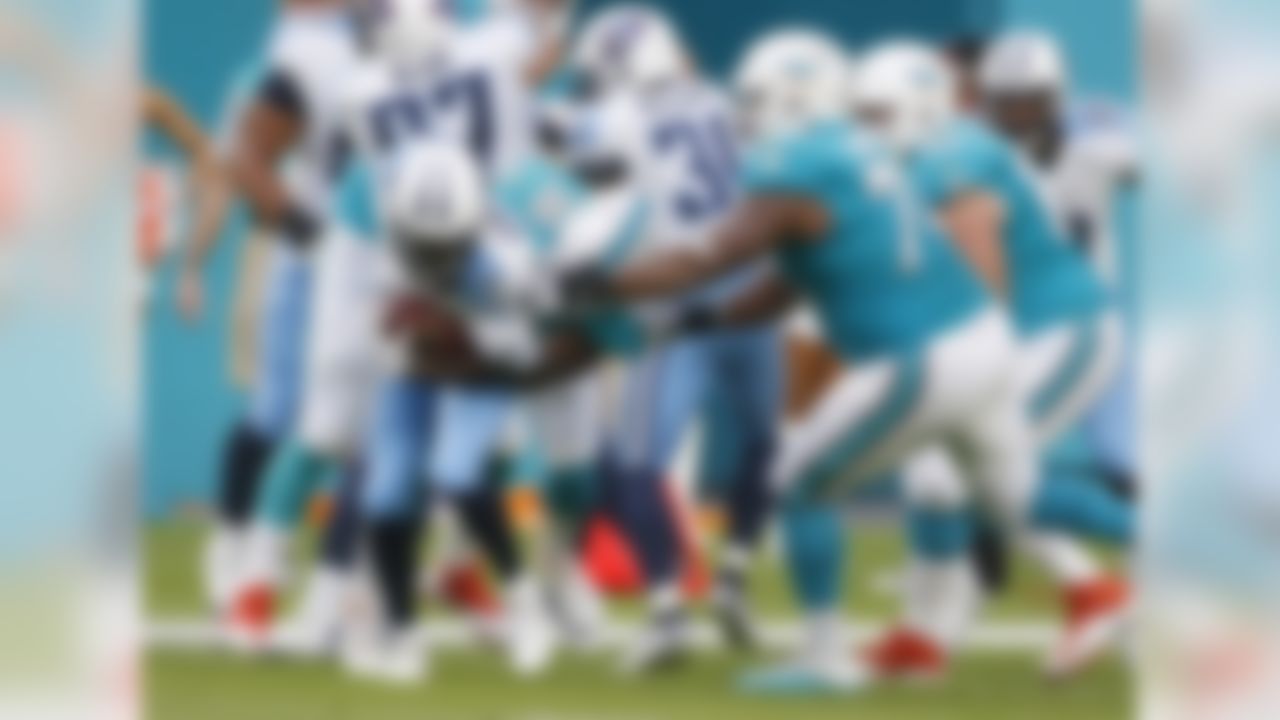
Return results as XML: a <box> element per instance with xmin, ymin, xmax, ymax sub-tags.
<box><xmin>428</xmin><ymin>387</ymin><xmax>556</xmax><ymax>676</ymax></box>
<box><xmin>904</xmin><ymin>311</ymin><xmax>1117</xmax><ymax>678</ymax></box>
<box><xmin>744</xmin><ymin>309</ymin><xmax>1019</xmax><ymax>694</ymax></box>
<box><xmin>429</xmin><ymin>389</ymin><xmax>521</xmax><ymax>583</ymax></box>
<box><xmin>1082</xmin><ymin>350</ymin><xmax>1139</xmax><ymax>500</ymax></box>
<box><xmin>204</xmin><ymin>244</ymin><xmax>310</xmax><ymax>617</ymax></box>
<box><xmin>1020</xmin><ymin>313</ymin><xmax>1133</xmax><ymax>676</ymax></box>
<box><xmin>1028</xmin><ymin>318</ymin><xmax>1134</xmax><ymax>544</ymax></box>
<box><xmin>609</xmin><ymin>339</ymin><xmax>711</xmax><ymax>674</ymax></box>
<box><xmin>527</xmin><ymin>372</ymin><xmax>609</xmax><ymax>649</ymax></box>
<box><xmin>272</xmin><ymin>463</ymin><xmax>364</xmax><ymax>659</ymax></box>
<box><xmin>743</xmin><ymin>350</ymin><xmax>938</xmax><ymax>695</ymax></box>
<box><xmin>705</xmin><ymin>327</ymin><xmax>784</xmax><ymax>650</ymax></box>
<box><xmin>874</xmin><ymin>313</ymin><xmax>1130</xmax><ymax>679</ymax></box>
<box><xmin>345</xmin><ymin>377</ymin><xmax>435</xmax><ymax>684</ymax></box>
<box><xmin>231</xmin><ymin>234</ymin><xmax>383</xmax><ymax>646</ymax></box>
<box><xmin>866</xmin><ymin>448</ymin><xmax>982</xmax><ymax>681</ymax></box>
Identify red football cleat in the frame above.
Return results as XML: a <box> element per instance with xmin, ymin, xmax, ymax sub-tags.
<box><xmin>865</xmin><ymin>626</ymin><xmax>948</xmax><ymax>682</ymax></box>
<box><xmin>227</xmin><ymin>583</ymin><xmax>277</xmax><ymax>653</ymax></box>
<box><xmin>1046</xmin><ymin>575</ymin><xmax>1131</xmax><ymax>679</ymax></box>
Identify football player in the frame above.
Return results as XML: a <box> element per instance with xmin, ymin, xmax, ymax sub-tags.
<box><xmin>851</xmin><ymin>42</ymin><xmax>1134</xmax><ymax>680</ymax></box>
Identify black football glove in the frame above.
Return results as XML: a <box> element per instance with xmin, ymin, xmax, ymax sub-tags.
<box><xmin>560</xmin><ymin>265</ymin><xmax>617</xmax><ymax>311</ymax></box>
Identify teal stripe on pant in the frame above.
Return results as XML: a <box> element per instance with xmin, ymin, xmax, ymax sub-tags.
<box><xmin>1032</xmin><ymin>323</ymin><xmax>1099</xmax><ymax>423</ymax></box>
<box><xmin>258</xmin><ymin>440</ymin><xmax>336</xmax><ymax>528</ymax></box>
<box><xmin>796</xmin><ymin>356</ymin><xmax>926</xmax><ymax>503</ymax></box>
<box><xmin>1029</xmin><ymin>320</ymin><xmax>1133</xmax><ymax>546</ymax></box>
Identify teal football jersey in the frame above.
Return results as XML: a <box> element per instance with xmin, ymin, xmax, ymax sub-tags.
<box><xmin>744</xmin><ymin>120</ymin><xmax>988</xmax><ymax>361</ymax></box>
<box><xmin>495</xmin><ymin>155</ymin><xmax>650</xmax><ymax>356</ymax></box>
<box><xmin>912</xmin><ymin>116</ymin><xmax>1108</xmax><ymax>335</ymax></box>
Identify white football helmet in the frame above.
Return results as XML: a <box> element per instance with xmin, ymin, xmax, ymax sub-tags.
<box><xmin>573</xmin><ymin>4</ymin><xmax>689</xmax><ymax>93</ymax></box>
<box><xmin>351</xmin><ymin>0</ymin><xmax>453</xmax><ymax>67</ymax></box>
<box><xmin>734</xmin><ymin>29</ymin><xmax>851</xmax><ymax>142</ymax></box>
<box><xmin>386</xmin><ymin>142</ymin><xmax>486</xmax><ymax>247</ymax></box>
<box><xmin>562</xmin><ymin>92</ymin><xmax>648</xmax><ymax>187</ymax></box>
<box><xmin>852</xmin><ymin>41</ymin><xmax>957</xmax><ymax>152</ymax></box>
<box><xmin>979</xmin><ymin>30</ymin><xmax>1068</xmax><ymax>96</ymax></box>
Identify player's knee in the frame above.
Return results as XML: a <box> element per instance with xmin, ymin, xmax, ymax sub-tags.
<box><xmin>902</xmin><ymin>453</ymin><xmax>968</xmax><ymax>510</ymax></box>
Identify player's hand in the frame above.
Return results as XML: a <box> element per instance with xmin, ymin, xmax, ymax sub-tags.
<box><xmin>384</xmin><ymin>294</ymin><xmax>463</xmax><ymax>343</ymax></box>
<box><xmin>674</xmin><ymin>306</ymin><xmax>720</xmax><ymax>335</ymax></box>
<box><xmin>652</xmin><ymin>305</ymin><xmax>720</xmax><ymax>343</ymax></box>
<box><xmin>560</xmin><ymin>265</ymin><xmax>616</xmax><ymax>311</ymax></box>
<box><xmin>176</xmin><ymin>265</ymin><xmax>205</xmax><ymax>323</ymax></box>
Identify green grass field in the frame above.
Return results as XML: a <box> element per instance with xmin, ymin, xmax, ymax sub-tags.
<box><xmin>146</xmin><ymin>521</ymin><xmax>1130</xmax><ymax>719</ymax></box>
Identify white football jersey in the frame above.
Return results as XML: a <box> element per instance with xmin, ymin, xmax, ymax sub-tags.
<box><xmin>1036</xmin><ymin>100</ymin><xmax>1139</xmax><ymax>285</ymax></box>
<box><xmin>338</xmin><ymin>12</ymin><xmax>540</xmax><ymax>212</ymax></box>
<box><xmin>379</xmin><ymin>234</ymin><xmax>552</xmax><ymax>370</ymax></box>
<box><xmin>633</xmin><ymin>79</ymin><xmax>743</xmax><ymax>255</ymax></box>
<box><xmin>263</xmin><ymin>7</ymin><xmax>363</xmax><ymax>216</ymax></box>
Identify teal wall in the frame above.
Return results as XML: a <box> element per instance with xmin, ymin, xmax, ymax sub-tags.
<box><xmin>143</xmin><ymin>0</ymin><xmax>1138</xmax><ymax>517</ymax></box>
<box><xmin>144</xmin><ymin>0</ymin><xmax>272</xmax><ymax>516</ymax></box>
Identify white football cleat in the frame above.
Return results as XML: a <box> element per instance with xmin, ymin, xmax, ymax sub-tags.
<box><xmin>202</xmin><ymin>526</ymin><xmax>244</xmax><ymax>618</ymax></box>
<box><xmin>343</xmin><ymin>624</ymin><xmax>430</xmax><ymax>686</ymax></box>
<box><xmin>738</xmin><ymin>651</ymin><xmax>872</xmax><ymax>696</ymax></box>
<box><xmin>506</xmin><ymin>575</ymin><xmax>559</xmax><ymax>677</ymax></box>
<box><xmin>548</xmin><ymin>563</ymin><xmax>607</xmax><ymax>652</ymax></box>
<box><xmin>711</xmin><ymin>581</ymin><xmax>759</xmax><ymax>652</ymax></box>
<box><xmin>618</xmin><ymin>611</ymin><xmax>691</xmax><ymax>676</ymax></box>
<box><xmin>270</xmin><ymin>567</ymin><xmax>350</xmax><ymax>660</ymax></box>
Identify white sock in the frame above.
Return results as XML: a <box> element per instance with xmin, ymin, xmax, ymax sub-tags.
<box><xmin>720</xmin><ymin>544</ymin><xmax>752</xmax><ymax>577</ymax></box>
<box><xmin>803</xmin><ymin>609</ymin><xmax>845</xmax><ymax>662</ymax></box>
<box><xmin>648</xmin><ymin>580</ymin><xmax>683</xmax><ymax>618</ymax></box>
<box><xmin>1025</xmin><ymin>534</ymin><xmax>1101</xmax><ymax>587</ymax></box>
<box><xmin>904</xmin><ymin>558</ymin><xmax>982</xmax><ymax>649</ymax></box>
<box><xmin>205</xmin><ymin>524</ymin><xmax>247</xmax><ymax>610</ymax></box>
<box><xmin>243</xmin><ymin>522</ymin><xmax>291</xmax><ymax>589</ymax></box>
<box><xmin>294</xmin><ymin>565</ymin><xmax>348</xmax><ymax>628</ymax></box>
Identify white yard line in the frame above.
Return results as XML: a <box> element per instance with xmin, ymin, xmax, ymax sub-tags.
<box><xmin>147</xmin><ymin>618</ymin><xmax>1056</xmax><ymax>654</ymax></box>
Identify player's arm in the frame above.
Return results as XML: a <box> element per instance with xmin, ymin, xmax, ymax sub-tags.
<box><xmin>674</xmin><ymin>273</ymin><xmax>799</xmax><ymax>336</ymax></box>
<box><xmin>415</xmin><ymin>328</ymin><xmax>602</xmax><ymax>390</ymax></box>
<box><xmin>938</xmin><ymin>190</ymin><xmax>1009</xmax><ymax>297</ymax></box>
<box><xmin>144</xmin><ymin>86</ymin><xmax>232</xmax><ymax>320</ymax></box>
<box><xmin>518</xmin><ymin>0</ymin><xmax>573</xmax><ymax>86</ymax></box>
<box><xmin>227</xmin><ymin>68</ymin><xmax>316</xmax><ymax>248</ymax></box>
<box><xmin>587</xmin><ymin>195</ymin><xmax>828</xmax><ymax>303</ymax></box>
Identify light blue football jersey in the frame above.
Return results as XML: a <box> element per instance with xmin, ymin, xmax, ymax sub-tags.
<box><xmin>744</xmin><ymin>119</ymin><xmax>988</xmax><ymax>361</ymax></box>
<box><xmin>911</xmin><ymin>116</ymin><xmax>1109</xmax><ymax>335</ymax></box>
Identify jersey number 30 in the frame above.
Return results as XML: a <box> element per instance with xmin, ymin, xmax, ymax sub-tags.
<box><xmin>654</xmin><ymin>118</ymin><xmax>738</xmax><ymax>223</ymax></box>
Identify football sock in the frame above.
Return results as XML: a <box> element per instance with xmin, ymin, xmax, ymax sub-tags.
<box><xmin>219</xmin><ymin>420</ymin><xmax>276</xmax><ymax>526</ymax></box>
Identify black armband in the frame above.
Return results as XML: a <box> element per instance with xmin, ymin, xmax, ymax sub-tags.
<box><xmin>677</xmin><ymin>306</ymin><xmax>723</xmax><ymax>335</ymax></box>
<box><xmin>561</xmin><ymin>265</ymin><xmax>617</xmax><ymax>309</ymax></box>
